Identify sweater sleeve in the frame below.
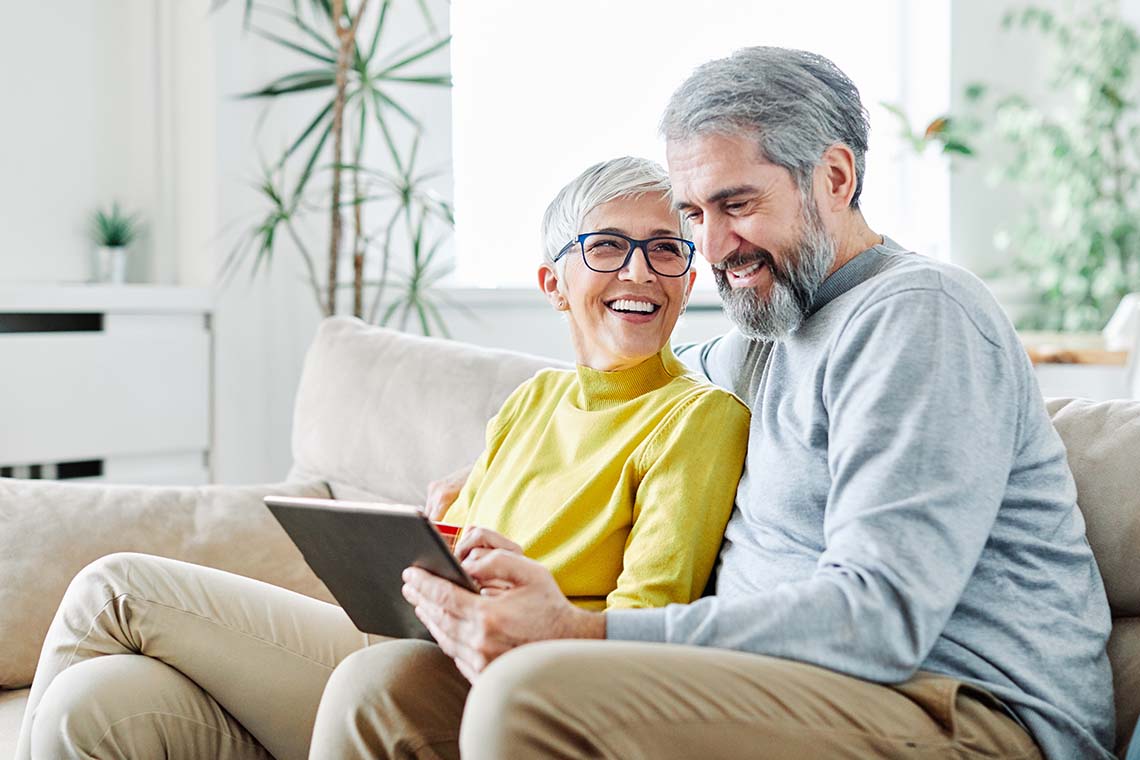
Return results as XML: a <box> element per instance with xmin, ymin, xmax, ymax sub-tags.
<box><xmin>607</xmin><ymin>287</ymin><xmax>1022</xmax><ymax>683</ymax></box>
<box><xmin>605</xmin><ymin>388</ymin><xmax>750</xmax><ymax>610</ymax></box>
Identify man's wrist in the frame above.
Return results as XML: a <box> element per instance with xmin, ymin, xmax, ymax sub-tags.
<box><xmin>561</xmin><ymin>606</ymin><xmax>606</xmax><ymax>640</ymax></box>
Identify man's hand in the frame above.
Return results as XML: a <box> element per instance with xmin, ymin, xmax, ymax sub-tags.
<box><xmin>401</xmin><ymin>550</ymin><xmax>605</xmax><ymax>681</ymax></box>
<box><xmin>423</xmin><ymin>465</ymin><xmax>472</xmax><ymax>520</ymax></box>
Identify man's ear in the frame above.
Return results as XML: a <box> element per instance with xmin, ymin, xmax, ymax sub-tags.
<box><xmin>538</xmin><ymin>264</ymin><xmax>568</xmax><ymax>310</ymax></box>
<box><xmin>817</xmin><ymin>143</ymin><xmax>859</xmax><ymax>212</ymax></box>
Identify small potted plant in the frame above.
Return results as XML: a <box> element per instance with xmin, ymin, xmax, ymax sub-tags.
<box><xmin>90</xmin><ymin>202</ymin><xmax>140</xmax><ymax>283</ymax></box>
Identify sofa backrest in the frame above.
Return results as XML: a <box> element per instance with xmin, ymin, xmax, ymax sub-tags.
<box><xmin>1046</xmin><ymin>397</ymin><xmax>1140</xmax><ymax>756</ymax></box>
<box><xmin>288</xmin><ymin>317</ymin><xmax>564</xmax><ymax>504</ymax></box>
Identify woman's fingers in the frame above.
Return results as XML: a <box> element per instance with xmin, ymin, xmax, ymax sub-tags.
<box><xmin>455</xmin><ymin>526</ymin><xmax>523</xmax><ymax>562</ymax></box>
<box><xmin>423</xmin><ymin>465</ymin><xmax>471</xmax><ymax>520</ymax></box>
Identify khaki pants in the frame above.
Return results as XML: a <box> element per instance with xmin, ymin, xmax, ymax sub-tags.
<box><xmin>18</xmin><ymin>552</ymin><xmax>1042</xmax><ymax>760</ymax></box>
<box><xmin>15</xmin><ymin>552</ymin><xmax>464</xmax><ymax>760</ymax></box>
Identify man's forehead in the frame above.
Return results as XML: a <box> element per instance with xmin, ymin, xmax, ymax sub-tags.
<box><xmin>666</xmin><ymin>139</ymin><xmax>786</xmax><ymax>208</ymax></box>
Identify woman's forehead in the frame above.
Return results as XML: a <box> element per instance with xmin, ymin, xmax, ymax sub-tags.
<box><xmin>581</xmin><ymin>193</ymin><xmax>679</xmax><ymax>234</ymax></box>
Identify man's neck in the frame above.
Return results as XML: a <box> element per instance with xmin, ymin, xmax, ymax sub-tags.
<box><xmin>827</xmin><ymin>210</ymin><xmax>882</xmax><ymax>276</ymax></box>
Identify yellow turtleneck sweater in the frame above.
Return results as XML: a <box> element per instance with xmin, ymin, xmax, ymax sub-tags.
<box><xmin>442</xmin><ymin>346</ymin><xmax>750</xmax><ymax>611</ymax></box>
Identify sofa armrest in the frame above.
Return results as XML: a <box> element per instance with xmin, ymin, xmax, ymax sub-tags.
<box><xmin>0</xmin><ymin>477</ymin><xmax>333</xmax><ymax>688</ymax></box>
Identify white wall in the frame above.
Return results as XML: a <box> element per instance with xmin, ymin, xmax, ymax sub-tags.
<box><xmin>0</xmin><ymin>4</ymin><xmax>100</xmax><ymax>282</ymax></box>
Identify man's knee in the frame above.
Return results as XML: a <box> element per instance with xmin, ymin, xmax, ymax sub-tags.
<box><xmin>461</xmin><ymin>641</ymin><xmax>598</xmax><ymax>757</ymax></box>
<box><xmin>312</xmin><ymin>640</ymin><xmax>466</xmax><ymax>760</ymax></box>
<box><xmin>320</xmin><ymin>639</ymin><xmax>442</xmax><ymax>717</ymax></box>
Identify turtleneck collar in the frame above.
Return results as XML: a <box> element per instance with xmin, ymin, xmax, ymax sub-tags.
<box><xmin>573</xmin><ymin>345</ymin><xmax>687</xmax><ymax>412</ymax></box>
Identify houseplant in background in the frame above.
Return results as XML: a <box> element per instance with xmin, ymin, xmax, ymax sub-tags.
<box><xmin>886</xmin><ymin>1</ymin><xmax>1140</xmax><ymax>332</ymax></box>
<box><xmin>216</xmin><ymin>0</ymin><xmax>456</xmax><ymax>335</ymax></box>
<box><xmin>89</xmin><ymin>202</ymin><xmax>141</xmax><ymax>284</ymax></box>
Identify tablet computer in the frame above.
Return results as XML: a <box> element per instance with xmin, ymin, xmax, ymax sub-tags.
<box><xmin>264</xmin><ymin>495</ymin><xmax>477</xmax><ymax>640</ymax></box>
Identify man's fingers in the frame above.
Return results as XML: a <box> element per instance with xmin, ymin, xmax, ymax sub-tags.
<box><xmin>402</xmin><ymin>567</ymin><xmax>476</xmax><ymax>616</ymax></box>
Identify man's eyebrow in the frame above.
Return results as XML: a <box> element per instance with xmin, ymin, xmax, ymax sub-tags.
<box><xmin>673</xmin><ymin>185</ymin><xmax>761</xmax><ymax>211</ymax></box>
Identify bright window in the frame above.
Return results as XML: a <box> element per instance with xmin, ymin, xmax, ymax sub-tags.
<box><xmin>451</xmin><ymin>1</ymin><xmax>950</xmax><ymax>288</ymax></box>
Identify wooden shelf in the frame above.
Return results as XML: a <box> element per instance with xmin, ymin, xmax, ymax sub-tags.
<box><xmin>1020</xmin><ymin>332</ymin><xmax>1130</xmax><ymax>366</ymax></box>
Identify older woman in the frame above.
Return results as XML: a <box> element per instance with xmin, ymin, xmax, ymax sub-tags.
<box><xmin>16</xmin><ymin>157</ymin><xmax>749</xmax><ymax>760</ymax></box>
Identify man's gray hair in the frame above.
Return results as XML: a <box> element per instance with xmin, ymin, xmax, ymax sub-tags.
<box><xmin>660</xmin><ymin>46</ymin><xmax>871</xmax><ymax>208</ymax></box>
<box><xmin>541</xmin><ymin>156</ymin><xmax>685</xmax><ymax>268</ymax></box>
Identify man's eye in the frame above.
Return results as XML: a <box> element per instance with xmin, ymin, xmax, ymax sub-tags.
<box><xmin>684</xmin><ymin>211</ymin><xmax>703</xmax><ymax>223</ymax></box>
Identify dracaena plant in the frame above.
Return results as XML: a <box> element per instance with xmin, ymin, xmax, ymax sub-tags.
<box><xmin>215</xmin><ymin>0</ymin><xmax>455</xmax><ymax>335</ymax></box>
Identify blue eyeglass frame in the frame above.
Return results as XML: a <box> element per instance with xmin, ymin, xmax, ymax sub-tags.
<box><xmin>554</xmin><ymin>232</ymin><xmax>696</xmax><ymax>277</ymax></box>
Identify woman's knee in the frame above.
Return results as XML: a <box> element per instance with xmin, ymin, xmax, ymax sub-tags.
<box><xmin>61</xmin><ymin>551</ymin><xmax>159</xmax><ymax>606</ymax></box>
<box><xmin>30</xmin><ymin>654</ymin><xmax>223</xmax><ymax>759</ymax></box>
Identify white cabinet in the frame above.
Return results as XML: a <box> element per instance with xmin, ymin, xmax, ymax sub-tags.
<box><xmin>0</xmin><ymin>286</ymin><xmax>213</xmax><ymax>484</ymax></box>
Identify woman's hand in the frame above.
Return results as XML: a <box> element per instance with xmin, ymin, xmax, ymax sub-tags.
<box><xmin>423</xmin><ymin>465</ymin><xmax>472</xmax><ymax>520</ymax></box>
<box><xmin>456</xmin><ymin>527</ymin><xmax>523</xmax><ymax>596</ymax></box>
<box><xmin>454</xmin><ymin>526</ymin><xmax>523</xmax><ymax>563</ymax></box>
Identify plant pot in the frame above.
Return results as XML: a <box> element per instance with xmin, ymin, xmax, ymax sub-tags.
<box><xmin>95</xmin><ymin>246</ymin><xmax>128</xmax><ymax>284</ymax></box>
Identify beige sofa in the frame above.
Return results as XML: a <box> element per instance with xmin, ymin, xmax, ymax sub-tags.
<box><xmin>2</xmin><ymin>316</ymin><xmax>1138</xmax><ymax>757</ymax></box>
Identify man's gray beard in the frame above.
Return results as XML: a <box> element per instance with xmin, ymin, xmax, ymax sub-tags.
<box><xmin>715</xmin><ymin>202</ymin><xmax>837</xmax><ymax>341</ymax></box>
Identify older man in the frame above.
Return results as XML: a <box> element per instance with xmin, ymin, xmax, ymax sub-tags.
<box><xmin>379</xmin><ymin>47</ymin><xmax>1115</xmax><ymax>759</ymax></box>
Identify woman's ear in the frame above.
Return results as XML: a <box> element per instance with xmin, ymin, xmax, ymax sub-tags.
<box><xmin>682</xmin><ymin>268</ymin><xmax>697</xmax><ymax>310</ymax></box>
<box><xmin>538</xmin><ymin>264</ymin><xmax>568</xmax><ymax>311</ymax></box>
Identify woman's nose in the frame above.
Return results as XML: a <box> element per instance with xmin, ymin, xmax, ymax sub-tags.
<box><xmin>619</xmin><ymin>245</ymin><xmax>656</xmax><ymax>282</ymax></box>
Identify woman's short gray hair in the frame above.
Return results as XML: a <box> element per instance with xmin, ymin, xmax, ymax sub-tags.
<box><xmin>660</xmin><ymin>46</ymin><xmax>871</xmax><ymax>208</ymax></box>
<box><xmin>540</xmin><ymin>157</ymin><xmax>684</xmax><ymax>268</ymax></box>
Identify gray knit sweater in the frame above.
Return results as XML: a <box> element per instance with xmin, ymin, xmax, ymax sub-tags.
<box><xmin>607</xmin><ymin>238</ymin><xmax>1114</xmax><ymax>760</ymax></box>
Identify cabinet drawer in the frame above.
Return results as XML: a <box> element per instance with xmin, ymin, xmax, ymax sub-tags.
<box><xmin>0</xmin><ymin>314</ymin><xmax>209</xmax><ymax>464</ymax></box>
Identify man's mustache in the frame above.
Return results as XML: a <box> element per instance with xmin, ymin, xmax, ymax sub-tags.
<box><xmin>712</xmin><ymin>249</ymin><xmax>784</xmax><ymax>282</ymax></box>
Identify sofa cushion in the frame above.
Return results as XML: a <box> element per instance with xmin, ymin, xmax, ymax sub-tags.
<box><xmin>289</xmin><ymin>318</ymin><xmax>564</xmax><ymax>504</ymax></box>
<box><xmin>0</xmin><ymin>688</ymin><xmax>27</xmax><ymax>759</ymax></box>
<box><xmin>0</xmin><ymin>478</ymin><xmax>332</xmax><ymax>689</ymax></box>
<box><xmin>1110</xmin><ymin>617</ymin><xmax>1140</xmax><ymax>757</ymax></box>
<box><xmin>1047</xmin><ymin>398</ymin><xmax>1140</xmax><ymax>617</ymax></box>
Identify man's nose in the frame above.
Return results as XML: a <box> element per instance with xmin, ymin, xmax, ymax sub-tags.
<box><xmin>698</xmin><ymin>217</ymin><xmax>737</xmax><ymax>266</ymax></box>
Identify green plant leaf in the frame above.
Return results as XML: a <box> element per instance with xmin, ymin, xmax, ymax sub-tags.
<box><xmin>280</xmin><ymin>99</ymin><xmax>335</xmax><ymax>166</ymax></box>
<box><xmin>379</xmin><ymin>74</ymin><xmax>452</xmax><ymax>86</ymax></box>
<box><xmin>376</xmin><ymin>35</ymin><xmax>451</xmax><ymax>78</ymax></box>
<box><xmin>250</xmin><ymin>26</ymin><xmax>337</xmax><ymax>64</ymax></box>
<box><xmin>367</xmin><ymin>0</ymin><xmax>393</xmax><ymax>61</ymax></box>
<box><xmin>238</xmin><ymin>70</ymin><xmax>336</xmax><ymax>98</ymax></box>
<box><xmin>964</xmin><ymin>82</ymin><xmax>987</xmax><ymax>101</ymax></box>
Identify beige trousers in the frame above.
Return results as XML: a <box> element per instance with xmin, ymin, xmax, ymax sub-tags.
<box><xmin>18</xmin><ymin>552</ymin><xmax>1043</xmax><ymax>760</ymax></box>
<box><xmin>457</xmin><ymin>641</ymin><xmax>1043</xmax><ymax>759</ymax></box>
<box><xmin>14</xmin><ymin>552</ymin><xmax>464</xmax><ymax>760</ymax></box>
